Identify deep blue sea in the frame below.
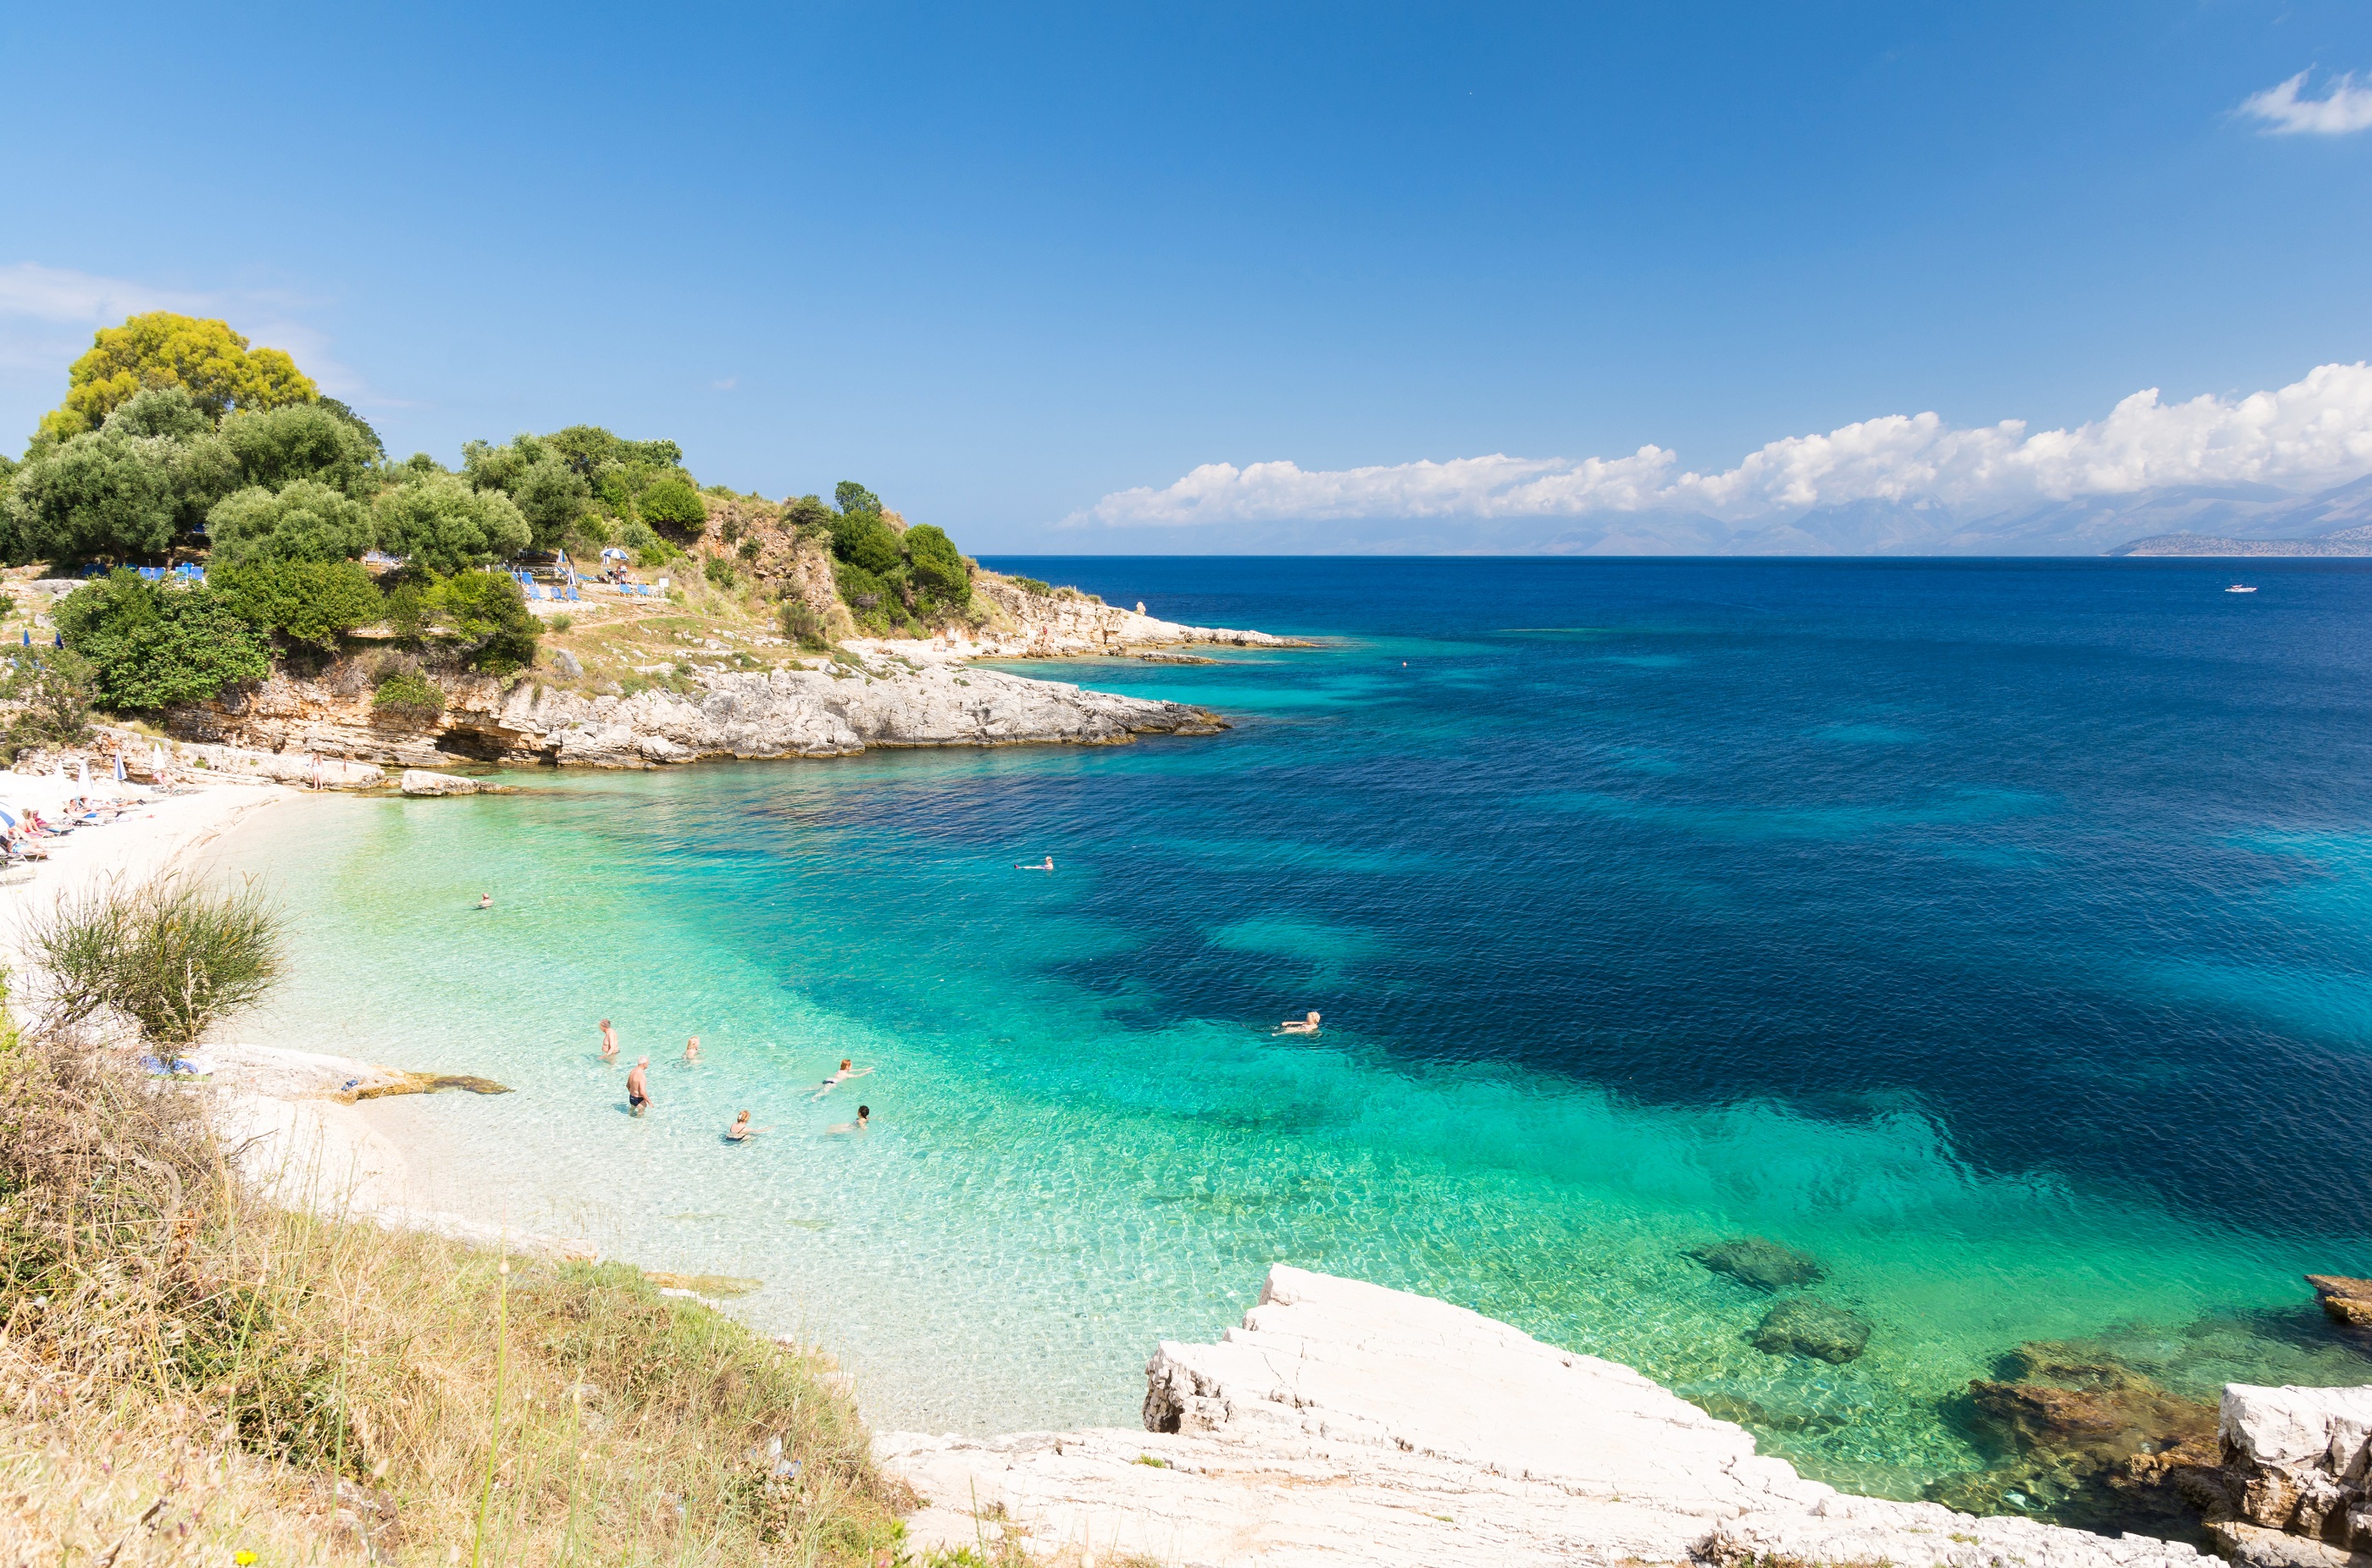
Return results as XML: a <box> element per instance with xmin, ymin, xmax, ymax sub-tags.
<box><xmin>223</xmin><ymin>557</ymin><xmax>2372</xmax><ymax>1506</ymax></box>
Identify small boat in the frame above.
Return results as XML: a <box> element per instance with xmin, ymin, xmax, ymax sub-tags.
<box><xmin>2225</xmin><ymin>584</ymin><xmax>2258</xmax><ymax>594</ymax></box>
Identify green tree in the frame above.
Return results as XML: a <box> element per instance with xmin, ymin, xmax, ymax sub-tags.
<box><xmin>372</xmin><ymin>474</ymin><xmax>530</xmax><ymax>573</ymax></box>
<box><xmin>638</xmin><ymin>474</ymin><xmax>706</xmax><ymax>527</ymax></box>
<box><xmin>213</xmin><ymin>560</ymin><xmax>385</xmax><ymax>649</ymax></box>
<box><xmin>38</xmin><ymin>313</ymin><xmax>317</xmax><ymax>440</ymax></box>
<box><xmin>53</xmin><ymin>573</ymin><xmax>270</xmax><ymax>709</ymax></box>
<box><xmin>316</xmin><ymin>397</ymin><xmax>387</xmax><ymax>462</ymax></box>
<box><xmin>103</xmin><ymin>385</ymin><xmax>213</xmax><ymax>441</ymax></box>
<box><xmin>463</xmin><ymin>435</ymin><xmax>594</xmax><ymax>549</ymax></box>
<box><xmin>220</xmin><ymin>403</ymin><xmax>382</xmax><ymax>497</ymax></box>
<box><xmin>834</xmin><ymin>480</ymin><xmax>882</xmax><ymax>517</ymax></box>
<box><xmin>206</xmin><ymin>479</ymin><xmax>374</xmax><ymax>565</ymax></box>
<box><xmin>5</xmin><ymin>399</ymin><xmax>238</xmax><ymax>564</ymax></box>
<box><xmin>0</xmin><ymin>646</ymin><xmax>97</xmax><ymax>754</ymax></box>
<box><xmin>543</xmin><ymin>425</ymin><xmax>683</xmax><ymax>479</ymax></box>
<box><xmin>905</xmin><ymin>524</ymin><xmax>971</xmax><ymax>608</ymax></box>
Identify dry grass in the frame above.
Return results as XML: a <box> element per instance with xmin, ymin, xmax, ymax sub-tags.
<box><xmin>0</xmin><ymin>1027</ymin><xmax>912</xmax><ymax>1564</ymax></box>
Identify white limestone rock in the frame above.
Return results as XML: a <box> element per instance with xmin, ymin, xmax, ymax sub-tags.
<box><xmin>880</xmin><ymin>1266</ymin><xmax>2207</xmax><ymax>1568</ymax></box>
<box><xmin>2223</xmin><ymin>1384</ymin><xmax>2372</xmax><ymax>1545</ymax></box>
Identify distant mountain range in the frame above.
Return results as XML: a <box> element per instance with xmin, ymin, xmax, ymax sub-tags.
<box><xmin>1050</xmin><ymin>473</ymin><xmax>2372</xmax><ymax>556</ymax></box>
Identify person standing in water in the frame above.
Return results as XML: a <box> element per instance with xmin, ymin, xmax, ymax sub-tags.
<box><xmin>684</xmin><ymin>1035</ymin><xmax>701</xmax><ymax>1064</ymax></box>
<box><xmin>726</xmin><ymin>1110</ymin><xmax>765</xmax><ymax>1141</ymax></box>
<box><xmin>479</xmin><ymin>892</ymin><xmax>493</xmax><ymax>909</ymax></box>
<box><xmin>599</xmin><ymin>1020</ymin><xmax>620</xmax><ymax>1060</ymax></box>
<box><xmin>626</xmin><ymin>1057</ymin><xmax>651</xmax><ymax>1116</ymax></box>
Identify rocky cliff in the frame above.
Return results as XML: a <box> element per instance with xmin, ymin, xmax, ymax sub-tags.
<box><xmin>166</xmin><ymin>652</ymin><xmax>1225</xmax><ymax>769</ymax></box>
<box><xmin>880</xmin><ymin>1266</ymin><xmax>2214</xmax><ymax>1568</ymax></box>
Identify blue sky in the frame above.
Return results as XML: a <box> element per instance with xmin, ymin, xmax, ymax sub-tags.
<box><xmin>3</xmin><ymin>1</ymin><xmax>2370</xmax><ymax>551</ymax></box>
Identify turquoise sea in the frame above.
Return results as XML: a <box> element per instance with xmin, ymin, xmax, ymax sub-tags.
<box><xmin>218</xmin><ymin>557</ymin><xmax>2372</xmax><ymax>1509</ymax></box>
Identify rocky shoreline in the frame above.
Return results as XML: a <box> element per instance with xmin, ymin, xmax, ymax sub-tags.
<box><xmin>884</xmin><ymin>1266</ymin><xmax>2235</xmax><ymax>1568</ymax></box>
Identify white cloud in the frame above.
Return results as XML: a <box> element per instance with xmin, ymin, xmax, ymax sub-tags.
<box><xmin>0</xmin><ymin>261</ymin><xmax>369</xmax><ymax>399</ymax></box>
<box><xmin>1072</xmin><ymin>363</ymin><xmax>2372</xmax><ymax>528</ymax></box>
<box><xmin>2239</xmin><ymin>71</ymin><xmax>2372</xmax><ymax>135</ymax></box>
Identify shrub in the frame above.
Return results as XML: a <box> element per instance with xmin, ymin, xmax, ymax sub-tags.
<box><xmin>372</xmin><ymin>666</ymin><xmax>445</xmax><ymax>718</ymax></box>
<box><xmin>779</xmin><ymin>600</ymin><xmax>827</xmax><ymax>650</ymax></box>
<box><xmin>213</xmin><ymin>558</ymin><xmax>385</xmax><ymax>648</ymax></box>
<box><xmin>25</xmin><ymin>872</ymin><xmax>285</xmax><ymax>1047</ymax></box>
<box><xmin>0</xmin><ymin>646</ymin><xmax>96</xmax><ymax>754</ymax></box>
<box><xmin>1006</xmin><ymin>575</ymin><xmax>1052</xmax><ymax>596</ymax></box>
<box><xmin>549</xmin><ymin>612</ymin><xmax>574</xmax><ymax>633</ymax></box>
<box><xmin>827</xmin><ymin>511</ymin><xmax>902</xmax><ymax>575</ymax></box>
<box><xmin>639</xmin><ymin>474</ymin><xmax>707</xmax><ymax>526</ymax></box>
<box><xmin>704</xmin><ymin>554</ymin><xmax>741</xmax><ymax>590</ymax></box>
<box><xmin>906</xmin><ymin>523</ymin><xmax>970</xmax><ymax>607</ymax></box>
<box><xmin>738</xmin><ymin>535</ymin><xmax>761</xmax><ymax>561</ymax></box>
<box><xmin>834</xmin><ymin>480</ymin><xmax>882</xmax><ymax>517</ymax></box>
<box><xmin>53</xmin><ymin>572</ymin><xmax>270</xmax><ymax>710</ymax></box>
<box><xmin>423</xmin><ymin>570</ymin><xmax>540</xmax><ymax>673</ymax></box>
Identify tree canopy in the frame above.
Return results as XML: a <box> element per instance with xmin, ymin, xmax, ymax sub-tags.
<box><xmin>221</xmin><ymin>402</ymin><xmax>382</xmax><ymax>497</ymax></box>
<box><xmin>39</xmin><ymin>313</ymin><xmax>318</xmax><ymax>441</ymax></box>
<box><xmin>638</xmin><ymin>474</ymin><xmax>707</xmax><ymax>527</ymax></box>
<box><xmin>206</xmin><ymin>479</ymin><xmax>374</xmax><ymax>566</ymax></box>
<box><xmin>463</xmin><ymin>435</ymin><xmax>594</xmax><ymax>549</ymax></box>
<box><xmin>212</xmin><ymin>560</ymin><xmax>385</xmax><ymax>649</ymax></box>
<box><xmin>5</xmin><ymin>391</ymin><xmax>240</xmax><ymax>565</ymax></box>
<box><xmin>372</xmin><ymin>474</ymin><xmax>531</xmax><ymax>573</ymax></box>
<box><xmin>834</xmin><ymin>480</ymin><xmax>882</xmax><ymax>517</ymax></box>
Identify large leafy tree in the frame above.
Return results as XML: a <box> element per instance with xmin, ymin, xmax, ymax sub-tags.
<box><xmin>53</xmin><ymin>572</ymin><xmax>270</xmax><ymax>709</ymax></box>
<box><xmin>206</xmin><ymin>479</ymin><xmax>374</xmax><ymax>565</ymax></box>
<box><xmin>5</xmin><ymin>391</ymin><xmax>239</xmax><ymax>564</ymax></box>
<box><xmin>38</xmin><ymin>313</ymin><xmax>317</xmax><ymax>441</ymax></box>
<box><xmin>834</xmin><ymin>480</ymin><xmax>882</xmax><ymax>517</ymax></box>
<box><xmin>220</xmin><ymin>403</ymin><xmax>382</xmax><ymax>497</ymax></box>
<box><xmin>827</xmin><ymin>509</ymin><xmax>903</xmax><ymax>575</ymax></box>
<box><xmin>372</xmin><ymin>474</ymin><xmax>530</xmax><ymax>573</ymax></box>
<box><xmin>463</xmin><ymin>435</ymin><xmax>594</xmax><ymax>548</ymax></box>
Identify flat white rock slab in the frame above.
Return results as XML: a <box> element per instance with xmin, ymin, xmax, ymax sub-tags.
<box><xmin>880</xmin><ymin>1266</ymin><xmax>2206</xmax><ymax>1568</ymax></box>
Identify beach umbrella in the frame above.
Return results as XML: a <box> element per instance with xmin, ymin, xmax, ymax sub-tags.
<box><xmin>113</xmin><ymin>753</ymin><xmax>125</xmax><ymax>784</ymax></box>
<box><xmin>76</xmin><ymin>758</ymin><xmax>87</xmax><ymax>787</ymax></box>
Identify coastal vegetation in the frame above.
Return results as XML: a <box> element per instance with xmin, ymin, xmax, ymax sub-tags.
<box><xmin>0</xmin><ymin>311</ymin><xmax>1087</xmax><ymax>724</ymax></box>
<box><xmin>0</xmin><ymin>880</ymin><xmax>910</xmax><ymax>1563</ymax></box>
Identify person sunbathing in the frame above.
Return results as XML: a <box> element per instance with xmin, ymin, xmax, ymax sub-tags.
<box><xmin>1278</xmin><ymin>1011</ymin><xmax>1322</xmax><ymax>1034</ymax></box>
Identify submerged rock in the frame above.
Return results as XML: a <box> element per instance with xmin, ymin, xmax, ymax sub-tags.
<box><xmin>399</xmin><ymin>769</ymin><xmax>509</xmax><ymax>795</ymax></box>
<box><xmin>1751</xmin><ymin>1299</ymin><xmax>1870</xmax><ymax>1363</ymax></box>
<box><xmin>1690</xmin><ymin>1237</ymin><xmax>1827</xmax><ymax>1292</ymax></box>
<box><xmin>1927</xmin><ymin>1338</ymin><xmax>2224</xmax><ymax>1543</ymax></box>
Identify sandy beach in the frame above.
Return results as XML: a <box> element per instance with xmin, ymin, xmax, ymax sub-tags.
<box><xmin>0</xmin><ymin>773</ymin><xmax>593</xmax><ymax>1260</ymax></box>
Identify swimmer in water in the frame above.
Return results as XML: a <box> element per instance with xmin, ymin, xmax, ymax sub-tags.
<box><xmin>599</xmin><ymin>1019</ymin><xmax>619</xmax><ymax>1061</ymax></box>
<box><xmin>479</xmin><ymin>892</ymin><xmax>492</xmax><ymax>909</ymax></box>
<box><xmin>810</xmin><ymin>1059</ymin><xmax>873</xmax><ymax>1100</ymax></box>
<box><xmin>684</xmin><ymin>1034</ymin><xmax>701</xmax><ymax>1064</ymax></box>
<box><xmin>726</xmin><ymin>1110</ymin><xmax>766</xmax><ymax>1141</ymax></box>
<box><xmin>1278</xmin><ymin>1011</ymin><xmax>1322</xmax><ymax>1034</ymax></box>
<box><xmin>1013</xmin><ymin>856</ymin><xmax>1054</xmax><ymax>872</ymax></box>
<box><xmin>829</xmin><ymin>1105</ymin><xmax>870</xmax><ymax>1135</ymax></box>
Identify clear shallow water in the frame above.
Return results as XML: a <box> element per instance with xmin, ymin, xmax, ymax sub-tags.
<box><xmin>219</xmin><ymin>557</ymin><xmax>2372</xmax><ymax>1503</ymax></box>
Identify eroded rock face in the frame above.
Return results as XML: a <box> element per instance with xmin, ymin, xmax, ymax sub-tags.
<box><xmin>171</xmin><ymin>655</ymin><xmax>1226</xmax><ymax>770</ymax></box>
<box><xmin>2220</xmin><ymin>1383</ymin><xmax>2372</xmax><ymax>1550</ymax></box>
<box><xmin>1692</xmin><ymin>1236</ymin><xmax>1827</xmax><ymax>1291</ymax></box>
<box><xmin>1752</xmin><ymin>1298</ymin><xmax>1870</xmax><ymax>1362</ymax></box>
<box><xmin>881</xmin><ymin>1266</ymin><xmax>2210</xmax><ymax>1568</ymax></box>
